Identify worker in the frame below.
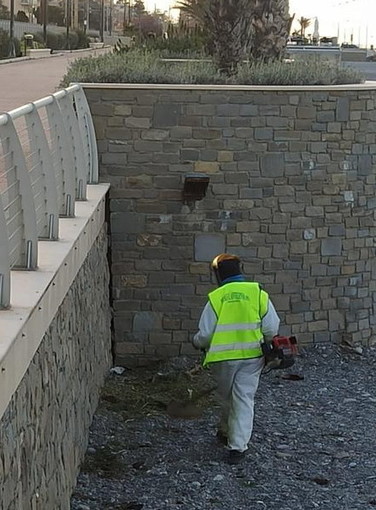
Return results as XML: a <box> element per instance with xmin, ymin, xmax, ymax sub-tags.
<box><xmin>192</xmin><ymin>253</ymin><xmax>280</xmax><ymax>464</ymax></box>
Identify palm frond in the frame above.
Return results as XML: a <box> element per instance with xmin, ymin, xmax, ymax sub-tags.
<box><xmin>175</xmin><ymin>0</ymin><xmax>291</xmax><ymax>70</ymax></box>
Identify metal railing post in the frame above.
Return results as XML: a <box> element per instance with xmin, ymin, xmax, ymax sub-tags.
<box><xmin>9</xmin><ymin>103</ymin><xmax>60</xmax><ymax>240</ymax></box>
<box><xmin>0</xmin><ymin>196</ymin><xmax>10</xmax><ymax>309</ymax></box>
<box><xmin>71</xmin><ymin>84</ymin><xmax>99</xmax><ymax>184</ymax></box>
<box><xmin>39</xmin><ymin>95</ymin><xmax>76</xmax><ymax>218</ymax></box>
<box><xmin>0</xmin><ymin>113</ymin><xmax>38</xmax><ymax>270</ymax></box>
<box><xmin>29</xmin><ymin>103</ymin><xmax>59</xmax><ymax>239</ymax></box>
<box><xmin>54</xmin><ymin>89</ymin><xmax>88</xmax><ymax>201</ymax></box>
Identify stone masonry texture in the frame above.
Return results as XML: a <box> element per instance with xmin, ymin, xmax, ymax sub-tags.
<box><xmin>84</xmin><ymin>85</ymin><xmax>376</xmax><ymax>366</ymax></box>
<box><xmin>0</xmin><ymin>226</ymin><xmax>111</xmax><ymax>510</ymax></box>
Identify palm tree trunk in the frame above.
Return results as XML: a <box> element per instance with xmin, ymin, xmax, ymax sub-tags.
<box><xmin>249</xmin><ymin>0</ymin><xmax>291</xmax><ymax>62</ymax></box>
<box><xmin>177</xmin><ymin>0</ymin><xmax>292</xmax><ymax>68</ymax></box>
<box><xmin>207</xmin><ymin>0</ymin><xmax>253</xmax><ymax>74</ymax></box>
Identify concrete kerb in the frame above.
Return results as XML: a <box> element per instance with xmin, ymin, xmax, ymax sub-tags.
<box><xmin>0</xmin><ymin>53</ymin><xmax>62</xmax><ymax>65</ymax></box>
<box><xmin>59</xmin><ymin>45</ymin><xmax>111</xmax><ymax>54</ymax></box>
<box><xmin>0</xmin><ymin>45</ymin><xmax>112</xmax><ymax>66</ymax></box>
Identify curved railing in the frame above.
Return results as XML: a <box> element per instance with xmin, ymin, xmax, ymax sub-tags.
<box><xmin>0</xmin><ymin>84</ymin><xmax>99</xmax><ymax>309</ymax></box>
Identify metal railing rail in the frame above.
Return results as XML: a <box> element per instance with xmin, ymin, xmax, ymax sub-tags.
<box><xmin>0</xmin><ymin>195</ymin><xmax>10</xmax><ymax>310</ymax></box>
<box><xmin>9</xmin><ymin>103</ymin><xmax>59</xmax><ymax>240</ymax></box>
<box><xmin>71</xmin><ymin>84</ymin><xmax>99</xmax><ymax>184</ymax></box>
<box><xmin>0</xmin><ymin>85</ymin><xmax>99</xmax><ymax>309</ymax></box>
<box><xmin>0</xmin><ymin>112</ymin><xmax>38</xmax><ymax>272</ymax></box>
<box><xmin>36</xmin><ymin>94</ymin><xmax>76</xmax><ymax>217</ymax></box>
<box><xmin>55</xmin><ymin>88</ymin><xmax>88</xmax><ymax>201</ymax></box>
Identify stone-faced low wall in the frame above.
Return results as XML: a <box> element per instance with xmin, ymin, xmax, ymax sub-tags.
<box><xmin>84</xmin><ymin>84</ymin><xmax>376</xmax><ymax>366</ymax></box>
<box><xmin>0</xmin><ymin>226</ymin><xmax>111</xmax><ymax>510</ymax></box>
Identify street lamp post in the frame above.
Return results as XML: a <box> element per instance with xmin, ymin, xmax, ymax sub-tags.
<box><xmin>66</xmin><ymin>0</ymin><xmax>71</xmax><ymax>50</ymax></box>
<box><xmin>108</xmin><ymin>0</ymin><xmax>113</xmax><ymax>36</ymax></box>
<box><xmin>8</xmin><ymin>0</ymin><xmax>16</xmax><ymax>58</ymax></box>
<box><xmin>123</xmin><ymin>0</ymin><xmax>126</xmax><ymax>34</ymax></box>
<box><xmin>42</xmin><ymin>0</ymin><xmax>48</xmax><ymax>46</ymax></box>
<box><xmin>333</xmin><ymin>0</ymin><xmax>366</xmax><ymax>46</ymax></box>
<box><xmin>99</xmin><ymin>0</ymin><xmax>104</xmax><ymax>42</ymax></box>
<box><xmin>86</xmin><ymin>0</ymin><xmax>90</xmax><ymax>31</ymax></box>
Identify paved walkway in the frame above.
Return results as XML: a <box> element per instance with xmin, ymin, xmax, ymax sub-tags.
<box><xmin>0</xmin><ymin>48</ymin><xmax>110</xmax><ymax>113</ymax></box>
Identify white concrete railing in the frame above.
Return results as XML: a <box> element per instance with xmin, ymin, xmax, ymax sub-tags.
<box><xmin>0</xmin><ymin>84</ymin><xmax>99</xmax><ymax>309</ymax></box>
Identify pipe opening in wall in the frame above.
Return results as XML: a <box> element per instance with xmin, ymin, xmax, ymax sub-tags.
<box><xmin>183</xmin><ymin>173</ymin><xmax>210</xmax><ymax>203</ymax></box>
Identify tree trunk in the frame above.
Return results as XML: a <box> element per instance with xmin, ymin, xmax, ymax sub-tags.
<box><xmin>249</xmin><ymin>0</ymin><xmax>290</xmax><ymax>62</ymax></box>
<box><xmin>177</xmin><ymin>0</ymin><xmax>292</xmax><ymax>68</ymax></box>
<box><xmin>206</xmin><ymin>0</ymin><xmax>253</xmax><ymax>75</ymax></box>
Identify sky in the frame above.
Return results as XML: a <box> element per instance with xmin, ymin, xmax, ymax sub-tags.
<box><xmin>143</xmin><ymin>0</ymin><xmax>376</xmax><ymax>48</ymax></box>
<box><xmin>289</xmin><ymin>0</ymin><xmax>375</xmax><ymax>47</ymax></box>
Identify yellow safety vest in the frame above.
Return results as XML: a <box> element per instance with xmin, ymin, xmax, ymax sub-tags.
<box><xmin>203</xmin><ymin>282</ymin><xmax>269</xmax><ymax>366</ymax></box>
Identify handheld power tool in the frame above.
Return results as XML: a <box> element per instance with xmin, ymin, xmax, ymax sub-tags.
<box><xmin>261</xmin><ymin>335</ymin><xmax>298</xmax><ymax>371</ymax></box>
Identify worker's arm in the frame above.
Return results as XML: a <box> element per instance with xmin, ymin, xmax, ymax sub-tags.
<box><xmin>192</xmin><ymin>301</ymin><xmax>216</xmax><ymax>350</ymax></box>
<box><xmin>261</xmin><ymin>299</ymin><xmax>280</xmax><ymax>341</ymax></box>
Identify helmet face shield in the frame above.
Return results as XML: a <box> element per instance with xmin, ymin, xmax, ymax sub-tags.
<box><xmin>211</xmin><ymin>253</ymin><xmax>241</xmax><ymax>285</ymax></box>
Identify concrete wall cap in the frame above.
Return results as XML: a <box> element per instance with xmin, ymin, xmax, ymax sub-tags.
<box><xmin>82</xmin><ymin>81</ymin><xmax>376</xmax><ymax>92</ymax></box>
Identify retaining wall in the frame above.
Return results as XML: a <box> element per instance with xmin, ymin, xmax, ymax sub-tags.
<box><xmin>0</xmin><ymin>185</ymin><xmax>111</xmax><ymax>509</ymax></box>
<box><xmin>84</xmin><ymin>84</ymin><xmax>376</xmax><ymax>366</ymax></box>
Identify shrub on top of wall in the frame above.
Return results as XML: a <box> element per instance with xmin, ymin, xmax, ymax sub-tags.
<box><xmin>61</xmin><ymin>50</ymin><xmax>221</xmax><ymax>86</ymax></box>
<box><xmin>235</xmin><ymin>59</ymin><xmax>363</xmax><ymax>85</ymax></box>
<box><xmin>61</xmin><ymin>49</ymin><xmax>363</xmax><ymax>87</ymax></box>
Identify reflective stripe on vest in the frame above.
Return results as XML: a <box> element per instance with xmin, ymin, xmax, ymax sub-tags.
<box><xmin>204</xmin><ymin>282</ymin><xmax>269</xmax><ymax>366</ymax></box>
<box><xmin>208</xmin><ymin>341</ymin><xmax>262</xmax><ymax>352</ymax></box>
<box><xmin>215</xmin><ymin>322</ymin><xmax>261</xmax><ymax>332</ymax></box>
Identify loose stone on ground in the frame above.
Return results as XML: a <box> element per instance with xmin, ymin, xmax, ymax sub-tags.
<box><xmin>71</xmin><ymin>345</ymin><xmax>376</xmax><ymax>510</ymax></box>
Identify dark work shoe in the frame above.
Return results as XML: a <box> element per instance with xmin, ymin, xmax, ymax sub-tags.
<box><xmin>227</xmin><ymin>450</ymin><xmax>246</xmax><ymax>465</ymax></box>
<box><xmin>216</xmin><ymin>430</ymin><xmax>228</xmax><ymax>446</ymax></box>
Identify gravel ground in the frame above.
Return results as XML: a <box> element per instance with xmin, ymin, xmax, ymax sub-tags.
<box><xmin>71</xmin><ymin>344</ymin><xmax>376</xmax><ymax>510</ymax></box>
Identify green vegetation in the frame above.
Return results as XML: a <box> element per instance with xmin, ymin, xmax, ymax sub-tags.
<box><xmin>15</xmin><ymin>10</ymin><xmax>29</xmax><ymax>22</ymax></box>
<box><xmin>61</xmin><ymin>0</ymin><xmax>362</xmax><ymax>87</ymax></box>
<box><xmin>145</xmin><ymin>22</ymin><xmax>208</xmax><ymax>59</ymax></box>
<box><xmin>235</xmin><ymin>59</ymin><xmax>363</xmax><ymax>85</ymax></box>
<box><xmin>33</xmin><ymin>4</ymin><xmax>65</xmax><ymax>25</ymax></box>
<box><xmin>0</xmin><ymin>0</ymin><xmax>9</xmax><ymax>19</ymax></box>
<box><xmin>33</xmin><ymin>30</ymin><xmax>90</xmax><ymax>51</ymax></box>
<box><xmin>177</xmin><ymin>0</ymin><xmax>292</xmax><ymax>73</ymax></box>
<box><xmin>61</xmin><ymin>49</ymin><xmax>363</xmax><ymax>87</ymax></box>
<box><xmin>61</xmin><ymin>50</ymin><xmax>218</xmax><ymax>86</ymax></box>
<box><xmin>0</xmin><ymin>29</ymin><xmax>21</xmax><ymax>59</ymax></box>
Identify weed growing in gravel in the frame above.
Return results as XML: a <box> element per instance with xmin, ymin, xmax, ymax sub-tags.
<box><xmin>80</xmin><ymin>445</ymin><xmax>126</xmax><ymax>478</ymax></box>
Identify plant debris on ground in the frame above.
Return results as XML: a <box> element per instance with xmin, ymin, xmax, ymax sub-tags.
<box><xmin>71</xmin><ymin>344</ymin><xmax>376</xmax><ymax>510</ymax></box>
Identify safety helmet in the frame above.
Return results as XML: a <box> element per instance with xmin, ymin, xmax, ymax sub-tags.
<box><xmin>211</xmin><ymin>253</ymin><xmax>242</xmax><ymax>285</ymax></box>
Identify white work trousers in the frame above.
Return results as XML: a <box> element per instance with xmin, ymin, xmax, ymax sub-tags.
<box><xmin>212</xmin><ymin>357</ymin><xmax>264</xmax><ymax>452</ymax></box>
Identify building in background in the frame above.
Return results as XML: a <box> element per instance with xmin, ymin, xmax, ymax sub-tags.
<box><xmin>3</xmin><ymin>0</ymin><xmax>39</xmax><ymax>22</ymax></box>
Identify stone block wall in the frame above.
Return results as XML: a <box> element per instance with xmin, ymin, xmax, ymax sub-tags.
<box><xmin>0</xmin><ymin>226</ymin><xmax>111</xmax><ymax>510</ymax></box>
<box><xmin>84</xmin><ymin>84</ymin><xmax>376</xmax><ymax>366</ymax></box>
